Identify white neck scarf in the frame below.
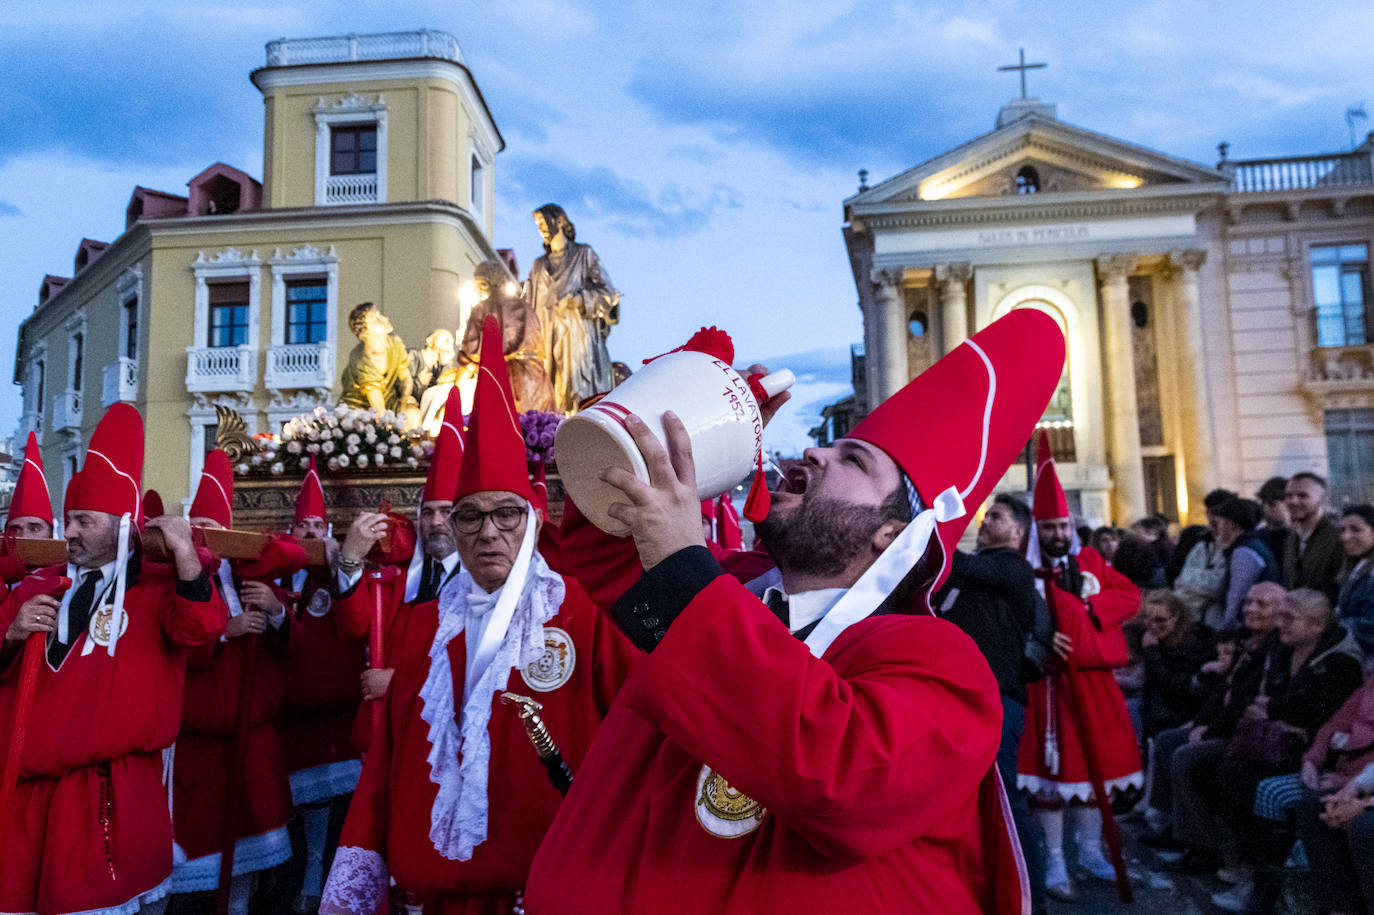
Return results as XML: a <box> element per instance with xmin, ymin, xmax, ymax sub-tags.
<box><xmin>418</xmin><ymin>508</ymin><xmax>562</xmax><ymax>860</ymax></box>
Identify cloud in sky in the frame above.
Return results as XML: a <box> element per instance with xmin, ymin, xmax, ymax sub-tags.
<box><xmin>1</xmin><ymin>0</ymin><xmax>1372</xmax><ymax>454</ymax></box>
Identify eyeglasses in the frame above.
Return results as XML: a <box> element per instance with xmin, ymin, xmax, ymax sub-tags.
<box><xmin>453</xmin><ymin>505</ymin><xmax>527</xmax><ymax>534</ymax></box>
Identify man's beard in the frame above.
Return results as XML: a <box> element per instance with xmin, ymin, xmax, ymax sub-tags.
<box><xmin>1040</xmin><ymin>535</ymin><xmax>1071</xmax><ymax>558</ymax></box>
<box><xmin>757</xmin><ymin>496</ymin><xmax>890</xmax><ymax>579</ymax></box>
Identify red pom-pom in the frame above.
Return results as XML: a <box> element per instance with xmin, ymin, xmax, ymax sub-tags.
<box><xmin>681</xmin><ymin>326</ymin><xmax>734</xmax><ymax>364</ymax></box>
<box><xmin>743</xmin><ymin>451</ymin><xmax>771</xmax><ymax>523</ymax></box>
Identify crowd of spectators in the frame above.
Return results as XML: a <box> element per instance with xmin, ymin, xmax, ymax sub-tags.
<box><xmin>940</xmin><ymin>471</ymin><xmax>1374</xmax><ymax>914</ymax></box>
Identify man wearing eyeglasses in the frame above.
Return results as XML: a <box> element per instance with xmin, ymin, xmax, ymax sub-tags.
<box><xmin>320</xmin><ymin>317</ymin><xmax>638</xmax><ymax>914</ymax></box>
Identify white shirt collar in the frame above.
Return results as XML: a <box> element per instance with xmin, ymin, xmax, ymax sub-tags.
<box><xmin>765</xmin><ymin>585</ymin><xmax>847</xmax><ymax>634</ymax></box>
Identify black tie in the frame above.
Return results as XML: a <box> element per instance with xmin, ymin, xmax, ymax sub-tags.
<box><xmin>49</xmin><ymin>570</ymin><xmax>100</xmax><ymax>668</ymax></box>
<box><xmin>418</xmin><ymin>559</ymin><xmax>441</xmax><ymax>603</ymax></box>
<box><xmin>764</xmin><ymin>589</ymin><xmax>789</xmax><ymax>628</ymax></box>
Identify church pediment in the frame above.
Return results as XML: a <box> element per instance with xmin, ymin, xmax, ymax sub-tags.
<box><xmin>851</xmin><ymin>114</ymin><xmax>1226</xmax><ymax>206</ymax></box>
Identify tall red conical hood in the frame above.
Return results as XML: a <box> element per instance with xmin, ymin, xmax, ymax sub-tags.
<box><xmin>424</xmin><ymin>385</ymin><xmax>466</xmax><ymax>503</ymax></box>
<box><xmin>65</xmin><ymin>403</ymin><xmax>143</xmax><ymax>520</ymax></box>
<box><xmin>295</xmin><ymin>455</ymin><xmax>327</xmax><ymax>524</ymax></box>
<box><xmin>531</xmin><ymin>460</ymin><xmax>550</xmax><ymax>520</ymax></box>
<box><xmin>188</xmin><ymin>449</ymin><xmax>234</xmax><ymax>528</ymax></box>
<box><xmin>142</xmin><ymin>490</ymin><xmax>164</xmax><ymax>525</ymax></box>
<box><xmin>847</xmin><ymin>308</ymin><xmax>1065</xmax><ymax>595</ymax></box>
<box><xmin>1031</xmin><ymin>429</ymin><xmax>1070</xmax><ymax>521</ymax></box>
<box><xmin>8</xmin><ymin>431</ymin><xmax>52</xmax><ymax>526</ymax></box>
<box><xmin>455</xmin><ymin>316</ymin><xmax>535</xmax><ymax>504</ymax></box>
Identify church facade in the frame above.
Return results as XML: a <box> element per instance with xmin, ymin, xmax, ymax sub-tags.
<box><xmin>13</xmin><ymin>30</ymin><xmax>503</xmax><ymax>510</ymax></box>
<box><xmin>840</xmin><ymin>97</ymin><xmax>1374</xmax><ymax>526</ymax></box>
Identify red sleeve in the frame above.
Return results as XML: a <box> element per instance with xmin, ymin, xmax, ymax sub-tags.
<box><xmin>621</xmin><ymin>574</ymin><xmax>1002</xmax><ymax>862</ymax></box>
<box><xmin>333</xmin><ymin>574</ymin><xmax>405</xmax><ymax>642</ymax></box>
<box><xmin>556</xmin><ymin>498</ymin><xmax>645</xmax><ymax>611</ymax></box>
<box><xmin>161</xmin><ymin>577</ymin><xmax>228</xmax><ymax>648</ymax></box>
<box><xmin>1082</xmin><ymin>548</ymin><xmax>1140</xmax><ymax>628</ymax></box>
<box><xmin>322</xmin><ymin>675</ymin><xmax>394</xmax><ymax>915</ymax></box>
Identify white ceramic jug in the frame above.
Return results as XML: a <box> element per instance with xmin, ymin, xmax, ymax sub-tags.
<box><xmin>555</xmin><ymin>351</ymin><xmax>793</xmax><ymax>535</ymax></box>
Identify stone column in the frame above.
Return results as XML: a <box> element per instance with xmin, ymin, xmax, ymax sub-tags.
<box><xmin>935</xmin><ymin>261</ymin><xmax>973</xmax><ymax>355</ymax></box>
<box><xmin>868</xmin><ymin>268</ymin><xmax>908</xmax><ymax>406</ymax></box>
<box><xmin>1096</xmin><ymin>253</ymin><xmax>1147</xmax><ymax>524</ymax></box>
<box><xmin>1168</xmin><ymin>249</ymin><xmax>1215</xmax><ymax>522</ymax></box>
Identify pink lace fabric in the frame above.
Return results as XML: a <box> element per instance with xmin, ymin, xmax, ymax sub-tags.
<box><xmin>319</xmin><ymin>846</ymin><xmax>389</xmax><ymax>915</ymax></box>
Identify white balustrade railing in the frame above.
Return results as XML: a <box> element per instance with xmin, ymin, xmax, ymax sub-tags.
<box><xmin>325</xmin><ymin>173</ymin><xmax>378</xmax><ymax>204</ymax></box>
<box><xmin>52</xmin><ymin>389</ymin><xmax>82</xmax><ymax>432</ymax></box>
<box><xmin>186</xmin><ymin>346</ymin><xmax>257</xmax><ymax>393</ymax></box>
<box><xmin>101</xmin><ymin>357</ymin><xmax>138</xmax><ymax>407</ymax></box>
<box><xmin>1228</xmin><ymin>151</ymin><xmax>1374</xmax><ymax>193</ymax></box>
<box><xmin>266</xmin><ymin>29</ymin><xmax>462</xmax><ymax>67</ymax></box>
<box><xmin>266</xmin><ymin>343</ymin><xmax>332</xmax><ymax>389</ymax></box>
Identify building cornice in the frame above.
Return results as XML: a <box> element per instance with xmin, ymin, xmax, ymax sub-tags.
<box><xmin>250</xmin><ymin>57</ymin><xmax>504</xmax><ymax>153</ymax></box>
<box><xmin>852</xmin><ymin>186</ymin><xmax>1223</xmax><ymax>231</ymax></box>
<box><xmin>141</xmin><ymin>200</ymin><xmax>499</xmax><ymax>262</ymax></box>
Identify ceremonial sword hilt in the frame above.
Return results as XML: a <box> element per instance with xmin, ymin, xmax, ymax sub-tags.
<box><xmin>501</xmin><ymin>691</ymin><xmax>574</xmax><ymax>795</ymax></box>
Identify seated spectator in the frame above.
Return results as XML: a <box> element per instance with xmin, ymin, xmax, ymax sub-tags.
<box><xmin>1140</xmin><ymin>590</ymin><xmax>1215</xmax><ymax>740</ymax></box>
<box><xmin>1336</xmin><ymin>504</ymin><xmax>1374</xmax><ymax>655</ymax></box>
<box><xmin>1170</xmin><ymin>489</ymin><xmax>1238</xmax><ymax>620</ymax></box>
<box><xmin>1205</xmin><ymin>589</ymin><xmax>1364</xmax><ymax>911</ymax></box>
<box><xmin>1211</xmin><ymin>496</ymin><xmax>1279</xmax><ymax>631</ymax></box>
<box><xmin>1296</xmin><ymin>758</ymin><xmax>1374</xmax><ymax>915</ymax></box>
<box><xmin>1142</xmin><ymin>586</ymin><xmax>1281</xmax><ymax>845</ymax></box>
<box><xmin>1113</xmin><ymin>534</ymin><xmax>1167</xmax><ymax>590</ymax></box>
<box><xmin>1255</xmin><ymin>476</ymin><xmax>1290</xmax><ymax>562</ymax></box>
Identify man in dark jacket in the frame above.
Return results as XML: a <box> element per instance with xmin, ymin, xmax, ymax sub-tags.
<box><xmin>1281</xmin><ymin>472</ymin><xmax>1344</xmax><ymax>605</ymax></box>
<box><xmin>935</xmin><ymin>492</ymin><xmax>1049</xmax><ymax>911</ymax></box>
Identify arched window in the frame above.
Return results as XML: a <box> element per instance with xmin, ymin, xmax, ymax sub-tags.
<box><xmin>908</xmin><ymin>310</ymin><xmax>928</xmax><ymax>338</ymax></box>
<box><xmin>1015</xmin><ymin>165</ymin><xmax>1040</xmax><ymax>194</ymax></box>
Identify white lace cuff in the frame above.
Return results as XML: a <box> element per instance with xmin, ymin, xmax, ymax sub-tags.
<box><xmin>320</xmin><ymin>845</ymin><xmax>389</xmax><ymax>915</ymax></box>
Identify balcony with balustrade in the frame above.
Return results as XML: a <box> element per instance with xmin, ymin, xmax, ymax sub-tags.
<box><xmin>186</xmin><ymin>346</ymin><xmax>257</xmax><ymax>393</ymax></box>
<box><xmin>325</xmin><ymin>173</ymin><xmax>378</xmax><ymax>204</ymax></box>
<box><xmin>265</xmin><ymin>343</ymin><xmax>333</xmax><ymax>390</ymax></box>
<box><xmin>101</xmin><ymin>357</ymin><xmax>138</xmax><ymax>407</ymax></box>
<box><xmin>1222</xmin><ymin>139</ymin><xmax>1374</xmax><ymax>220</ymax></box>
<box><xmin>52</xmin><ymin>389</ymin><xmax>82</xmax><ymax>434</ymax></box>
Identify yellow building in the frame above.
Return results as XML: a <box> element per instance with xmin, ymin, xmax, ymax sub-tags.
<box><xmin>14</xmin><ymin>29</ymin><xmax>504</xmax><ymax>510</ymax></box>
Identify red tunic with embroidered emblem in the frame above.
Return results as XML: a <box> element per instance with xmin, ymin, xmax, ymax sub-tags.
<box><xmin>521</xmin><ymin>509</ymin><xmax>1027</xmax><ymax>915</ymax></box>
<box><xmin>1017</xmin><ymin>546</ymin><xmax>1143</xmax><ymax>799</ymax></box>
<box><xmin>0</xmin><ymin>561</ymin><xmax>226</xmax><ymax>914</ymax></box>
<box><xmin>323</xmin><ymin>574</ymin><xmax>637</xmax><ymax>913</ymax></box>
<box><xmin>282</xmin><ymin>571</ymin><xmax>365</xmax><ymax>781</ymax></box>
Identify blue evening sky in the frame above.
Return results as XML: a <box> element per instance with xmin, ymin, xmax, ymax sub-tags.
<box><xmin>1</xmin><ymin>0</ymin><xmax>1370</xmax><ymax>455</ymax></box>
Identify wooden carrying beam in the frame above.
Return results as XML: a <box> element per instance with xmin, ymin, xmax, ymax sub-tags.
<box><xmin>10</xmin><ymin>529</ymin><xmax>329</xmax><ymax>569</ymax></box>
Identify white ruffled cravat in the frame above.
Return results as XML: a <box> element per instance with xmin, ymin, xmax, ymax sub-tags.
<box><xmin>417</xmin><ymin>518</ymin><xmax>563</xmax><ymax>861</ymax></box>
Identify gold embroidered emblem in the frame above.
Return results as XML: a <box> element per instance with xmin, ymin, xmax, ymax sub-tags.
<box><xmin>88</xmin><ymin>604</ymin><xmax>128</xmax><ymax>648</ymax></box>
<box><xmin>521</xmin><ymin>626</ymin><xmax>575</xmax><ymax>692</ymax></box>
<box><xmin>695</xmin><ymin>765</ymin><xmax>765</xmax><ymax>838</ymax></box>
<box><xmin>1080</xmin><ymin>571</ymin><xmax>1101</xmax><ymax>599</ymax></box>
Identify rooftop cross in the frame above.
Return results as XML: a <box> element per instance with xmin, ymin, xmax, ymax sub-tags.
<box><xmin>998</xmin><ymin>48</ymin><xmax>1047</xmax><ymax>100</ymax></box>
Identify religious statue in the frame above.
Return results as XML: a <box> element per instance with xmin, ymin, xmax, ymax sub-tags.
<box><xmin>410</xmin><ymin>329</ymin><xmax>461</xmax><ymax>436</ymax></box>
<box><xmin>460</xmin><ymin>260</ymin><xmax>555</xmax><ymax>413</ymax></box>
<box><xmin>340</xmin><ymin>302</ymin><xmax>420</xmax><ymax>427</ymax></box>
<box><xmin>526</xmin><ymin>204</ymin><xmax>620</xmax><ymax>413</ymax></box>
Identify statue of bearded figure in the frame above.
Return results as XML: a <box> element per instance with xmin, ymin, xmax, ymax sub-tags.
<box><xmin>526</xmin><ymin>204</ymin><xmax>620</xmax><ymax>413</ymax></box>
<box><xmin>460</xmin><ymin>260</ymin><xmax>554</xmax><ymax>413</ymax></box>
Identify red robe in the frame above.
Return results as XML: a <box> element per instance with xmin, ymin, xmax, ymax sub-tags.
<box><xmin>325</xmin><ymin>573</ymin><xmax>637</xmax><ymax>912</ymax></box>
<box><xmin>0</xmin><ymin>561</ymin><xmax>226</xmax><ymax>914</ymax></box>
<box><xmin>282</xmin><ymin>570</ymin><xmax>365</xmax><ymax>803</ymax></box>
<box><xmin>522</xmin><ymin>509</ymin><xmax>1026</xmax><ymax>914</ymax></box>
<box><xmin>1017</xmin><ymin>547</ymin><xmax>1143</xmax><ymax>799</ymax></box>
<box><xmin>171</xmin><ymin>614</ymin><xmax>293</xmax><ymax>869</ymax></box>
